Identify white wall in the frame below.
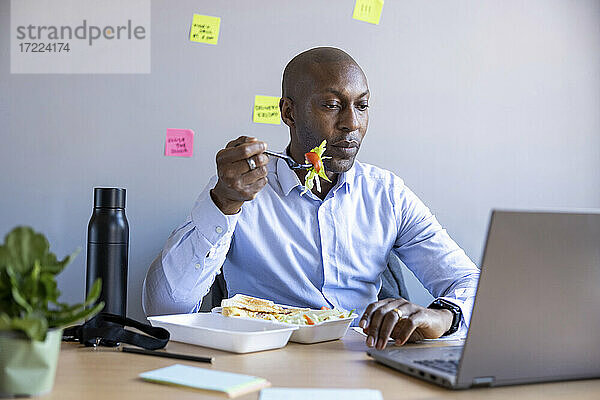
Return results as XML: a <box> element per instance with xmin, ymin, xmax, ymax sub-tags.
<box><xmin>1</xmin><ymin>0</ymin><xmax>599</xmax><ymax>320</ymax></box>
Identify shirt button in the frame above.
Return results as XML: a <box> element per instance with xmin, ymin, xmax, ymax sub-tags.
<box><xmin>215</xmin><ymin>226</ymin><xmax>224</xmax><ymax>234</ymax></box>
<box><xmin>195</xmin><ymin>263</ymin><xmax>201</xmax><ymax>269</ymax></box>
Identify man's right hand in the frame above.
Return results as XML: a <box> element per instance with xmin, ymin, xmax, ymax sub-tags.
<box><xmin>210</xmin><ymin>136</ymin><xmax>269</xmax><ymax>215</ymax></box>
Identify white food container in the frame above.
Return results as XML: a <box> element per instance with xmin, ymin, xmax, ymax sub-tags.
<box><xmin>289</xmin><ymin>314</ymin><xmax>357</xmax><ymax>344</ymax></box>
<box><xmin>147</xmin><ymin>313</ymin><xmax>298</xmax><ymax>354</ymax></box>
<box><xmin>212</xmin><ymin>307</ymin><xmax>358</xmax><ymax>344</ymax></box>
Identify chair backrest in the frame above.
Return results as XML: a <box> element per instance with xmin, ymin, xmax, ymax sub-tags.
<box><xmin>199</xmin><ymin>272</ymin><xmax>227</xmax><ymax>312</ymax></box>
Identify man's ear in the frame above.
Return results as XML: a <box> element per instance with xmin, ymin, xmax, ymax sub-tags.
<box><xmin>280</xmin><ymin>97</ymin><xmax>295</xmax><ymax>128</ymax></box>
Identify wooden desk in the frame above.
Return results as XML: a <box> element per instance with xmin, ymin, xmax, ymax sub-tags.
<box><xmin>49</xmin><ymin>331</ymin><xmax>599</xmax><ymax>399</ymax></box>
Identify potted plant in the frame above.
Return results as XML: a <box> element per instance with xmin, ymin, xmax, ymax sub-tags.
<box><xmin>0</xmin><ymin>226</ymin><xmax>104</xmax><ymax>396</ymax></box>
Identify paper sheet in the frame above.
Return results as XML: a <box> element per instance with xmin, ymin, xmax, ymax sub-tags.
<box><xmin>189</xmin><ymin>14</ymin><xmax>221</xmax><ymax>44</ymax></box>
<box><xmin>253</xmin><ymin>95</ymin><xmax>281</xmax><ymax>124</ymax></box>
<box><xmin>260</xmin><ymin>388</ymin><xmax>383</xmax><ymax>400</ymax></box>
<box><xmin>165</xmin><ymin>128</ymin><xmax>194</xmax><ymax>157</ymax></box>
<box><xmin>352</xmin><ymin>0</ymin><xmax>384</xmax><ymax>25</ymax></box>
<box><xmin>140</xmin><ymin>364</ymin><xmax>270</xmax><ymax>398</ymax></box>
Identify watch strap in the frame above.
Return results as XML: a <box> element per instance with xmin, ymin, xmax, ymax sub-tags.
<box><xmin>428</xmin><ymin>298</ymin><xmax>462</xmax><ymax>336</ymax></box>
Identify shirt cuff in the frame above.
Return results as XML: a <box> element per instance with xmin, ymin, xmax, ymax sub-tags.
<box><xmin>191</xmin><ymin>184</ymin><xmax>239</xmax><ymax>250</ymax></box>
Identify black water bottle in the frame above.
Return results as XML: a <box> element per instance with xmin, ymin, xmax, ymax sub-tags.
<box><xmin>86</xmin><ymin>187</ymin><xmax>129</xmax><ymax>317</ymax></box>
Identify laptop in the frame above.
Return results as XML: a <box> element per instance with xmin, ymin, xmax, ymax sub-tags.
<box><xmin>367</xmin><ymin>210</ymin><xmax>600</xmax><ymax>389</ymax></box>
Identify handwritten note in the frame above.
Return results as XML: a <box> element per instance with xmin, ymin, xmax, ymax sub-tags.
<box><xmin>352</xmin><ymin>0</ymin><xmax>384</xmax><ymax>25</ymax></box>
<box><xmin>189</xmin><ymin>14</ymin><xmax>221</xmax><ymax>45</ymax></box>
<box><xmin>165</xmin><ymin>129</ymin><xmax>194</xmax><ymax>157</ymax></box>
<box><xmin>253</xmin><ymin>95</ymin><xmax>281</xmax><ymax>125</ymax></box>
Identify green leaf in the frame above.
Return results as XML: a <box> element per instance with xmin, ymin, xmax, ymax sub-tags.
<box><xmin>0</xmin><ymin>313</ymin><xmax>11</xmax><ymax>330</ymax></box>
<box><xmin>0</xmin><ymin>226</ymin><xmax>88</xmax><ymax>340</ymax></box>
<box><xmin>301</xmin><ymin>140</ymin><xmax>332</xmax><ymax>196</ymax></box>
<box><xmin>47</xmin><ymin>278</ymin><xmax>103</xmax><ymax>322</ymax></box>
<box><xmin>6</xmin><ymin>266</ymin><xmax>33</xmax><ymax>314</ymax></box>
<box><xmin>0</xmin><ymin>226</ymin><xmax>50</xmax><ymax>274</ymax></box>
<box><xmin>40</xmin><ymin>272</ymin><xmax>60</xmax><ymax>304</ymax></box>
<box><xmin>8</xmin><ymin>314</ymin><xmax>48</xmax><ymax>341</ymax></box>
<box><xmin>85</xmin><ymin>279</ymin><xmax>102</xmax><ymax>305</ymax></box>
<box><xmin>50</xmin><ymin>301</ymin><xmax>104</xmax><ymax>329</ymax></box>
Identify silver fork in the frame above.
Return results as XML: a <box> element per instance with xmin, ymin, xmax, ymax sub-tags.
<box><xmin>264</xmin><ymin>150</ymin><xmax>313</xmax><ymax>170</ymax></box>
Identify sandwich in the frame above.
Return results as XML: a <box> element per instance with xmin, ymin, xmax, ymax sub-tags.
<box><xmin>220</xmin><ymin>294</ymin><xmax>353</xmax><ymax>325</ymax></box>
<box><xmin>221</xmin><ymin>294</ymin><xmax>302</xmax><ymax>320</ymax></box>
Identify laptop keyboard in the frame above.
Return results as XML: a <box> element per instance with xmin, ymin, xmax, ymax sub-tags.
<box><xmin>414</xmin><ymin>359</ymin><xmax>459</xmax><ymax>374</ymax></box>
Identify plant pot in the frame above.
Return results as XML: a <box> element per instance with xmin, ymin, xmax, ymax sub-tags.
<box><xmin>0</xmin><ymin>328</ymin><xmax>63</xmax><ymax>397</ymax></box>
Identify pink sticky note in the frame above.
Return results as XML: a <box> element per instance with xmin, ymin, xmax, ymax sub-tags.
<box><xmin>165</xmin><ymin>129</ymin><xmax>194</xmax><ymax>157</ymax></box>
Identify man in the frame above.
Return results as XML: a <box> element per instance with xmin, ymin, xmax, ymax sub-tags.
<box><xmin>143</xmin><ymin>47</ymin><xmax>479</xmax><ymax>350</ymax></box>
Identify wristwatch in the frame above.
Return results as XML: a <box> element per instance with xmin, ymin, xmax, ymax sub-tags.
<box><xmin>428</xmin><ymin>298</ymin><xmax>462</xmax><ymax>336</ymax></box>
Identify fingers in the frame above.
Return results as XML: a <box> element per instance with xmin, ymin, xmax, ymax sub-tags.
<box><xmin>218</xmin><ymin>137</ymin><xmax>267</xmax><ymax>164</ymax></box>
<box><xmin>225</xmin><ymin>135</ymin><xmax>257</xmax><ymax>149</ymax></box>
<box><xmin>392</xmin><ymin>311</ymin><xmax>428</xmax><ymax>346</ymax></box>
<box><xmin>211</xmin><ymin>137</ymin><xmax>269</xmax><ymax>213</ymax></box>
<box><xmin>375</xmin><ymin>310</ymin><xmax>401</xmax><ymax>350</ymax></box>
<box><xmin>365</xmin><ymin>299</ymin><xmax>407</xmax><ymax>332</ymax></box>
<box><xmin>368</xmin><ymin>302</ymin><xmax>412</xmax><ymax>350</ymax></box>
<box><xmin>236</xmin><ymin>153</ymin><xmax>270</xmax><ymax>174</ymax></box>
<box><xmin>359</xmin><ymin>298</ymin><xmax>394</xmax><ymax>329</ymax></box>
<box><xmin>245</xmin><ymin>176</ymin><xmax>268</xmax><ymax>194</ymax></box>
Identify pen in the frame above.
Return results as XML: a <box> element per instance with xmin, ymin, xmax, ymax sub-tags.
<box><xmin>121</xmin><ymin>346</ymin><xmax>213</xmax><ymax>364</ymax></box>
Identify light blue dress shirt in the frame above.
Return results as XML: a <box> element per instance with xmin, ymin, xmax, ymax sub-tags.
<box><xmin>143</xmin><ymin>156</ymin><xmax>480</xmax><ymax>330</ymax></box>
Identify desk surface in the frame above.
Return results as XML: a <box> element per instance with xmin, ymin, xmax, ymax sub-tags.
<box><xmin>49</xmin><ymin>331</ymin><xmax>599</xmax><ymax>399</ymax></box>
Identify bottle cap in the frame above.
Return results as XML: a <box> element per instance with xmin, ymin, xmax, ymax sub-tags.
<box><xmin>94</xmin><ymin>188</ymin><xmax>126</xmax><ymax>209</ymax></box>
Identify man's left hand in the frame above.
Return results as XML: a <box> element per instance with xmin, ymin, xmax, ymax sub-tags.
<box><xmin>359</xmin><ymin>298</ymin><xmax>453</xmax><ymax>350</ymax></box>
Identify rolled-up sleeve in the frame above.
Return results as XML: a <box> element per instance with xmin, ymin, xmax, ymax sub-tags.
<box><xmin>392</xmin><ymin>185</ymin><xmax>480</xmax><ymax>334</ymax></box>
<box><xmin>142</xmin><ymin>176</ymin><xmax>239</xmax><ymax>316</ymax></box>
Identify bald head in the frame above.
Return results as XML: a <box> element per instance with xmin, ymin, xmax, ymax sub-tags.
<box><xmin>279</xmin><ymin>47</ymin><xmax>370</xmax><ymax>179</ymax></box>
<box><xmin>282</xmin><ymin>47</ymin><xmax>364</xmax><ymax>100</ymax></box>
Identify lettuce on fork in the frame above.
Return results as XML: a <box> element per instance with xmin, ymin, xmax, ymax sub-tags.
<box><xmin>301</xmin><ymin>140</ymin><xmax>332</xmax><ymax>195</ymax></box>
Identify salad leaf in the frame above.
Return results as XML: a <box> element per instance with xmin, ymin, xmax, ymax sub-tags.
<box><xmin>301</xmin><ymin>140</ymin><xmax>332</xmax><ymax>196</ymax></box>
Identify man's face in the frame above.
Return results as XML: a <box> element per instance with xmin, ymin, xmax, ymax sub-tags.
<box><xmin>291</xmin><ymin>62</ymin><xmax>369</xmax><ymax>173</ymax></box>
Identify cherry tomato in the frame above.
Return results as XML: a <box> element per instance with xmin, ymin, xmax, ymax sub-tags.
<box><xmin>305</xmin><ymin>151</ymin><xmax>322</xmax><ymax>173</ymax></box>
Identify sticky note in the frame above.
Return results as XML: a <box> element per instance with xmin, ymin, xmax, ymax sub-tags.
<box><xmin>190</xmin><ymin>14</ymin><xmax>221</xmax><ymax>45</ymax></box>
<box><xmin>140</xmin><ymin>364</ymin><xmax>270</xmax><ymax>398</ymax></box>
<box><xmin>352</xmin><ymin>0</ymin><xmax>384</xmax><ymax>25</ymax></box>
<box><xmin>165</xmin><ymin>129</ymin><xmax>194</xmax><ymax>157</ymax></box>
<box><xmin>253</xmin><ymin>95</ymin><xmax>281</xmax><ymax>125</ymax></box>
<box><xmin>260</xmin><ymin>388</ymin><xmax>383</xmax><ymax>400</ymax></box>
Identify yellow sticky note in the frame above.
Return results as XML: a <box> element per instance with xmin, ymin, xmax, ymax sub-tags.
<box><xmin>353</xmin><ymin>0</ymin><xmax>384</xmax><ymax>25</ymax></box>
<box><xmin>189</xmin><ymin>14</ymin><xmax>221</xmax><ymax>45</ymax></box>
<box><xmin>253</xmin><ymin>95</ymin><xmax>281</xmax><ymax>125</ymax></box>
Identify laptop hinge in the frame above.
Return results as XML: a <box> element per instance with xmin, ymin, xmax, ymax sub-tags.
<box><xmin>472</xmin><ymin>376</ymin><xmax>495</xmax><ymax>387</ymax></box>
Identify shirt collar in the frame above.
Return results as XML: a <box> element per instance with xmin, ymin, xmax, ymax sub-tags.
<box><xmin>334</xmin><ymin>162</ymin><xmax>355</xmax><ymax>193</ymax></box>
<box><xmin>276</xmin><ymin>156</ymin><xmax>302</xmax><ymax>196</ymax></box>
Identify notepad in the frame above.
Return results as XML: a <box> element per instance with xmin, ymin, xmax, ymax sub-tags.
<box><xmin>352</xmin><ymin>0</ymin><xmax>384</xmax><ymax>25</ymax></box>
<box><xmin>140</xmin><ymin>364</ymin><xmax>270</xmax><ymax>398</ymax></box>
<box><xmin>259</xmin><ymin>388</ymin><xmax>383</xmax><ymax>400</ymax></box>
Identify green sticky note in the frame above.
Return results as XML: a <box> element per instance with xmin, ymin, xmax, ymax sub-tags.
<box><xmin>253</xmin><ymin>95</ymin><xmax>281</xmax><ymax>125</ymax></box>
<box><xmin>140</xmin><ymin>364</ymin><xmax>270</xmax><ymax>397</ymax></box>
<box><xmin>353</xmin><ymin>0</ymin><xmax>384</xmax><ymax>25</ymax></box>
<box><xmin>190</xmin><ymin>14</ymin><xmax>221</xmax><ymax>45</ymax></box>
